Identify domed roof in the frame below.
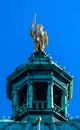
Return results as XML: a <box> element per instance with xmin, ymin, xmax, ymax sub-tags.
<box><xmin>0</xmin><ymin>119</ymin><xmax>80</xmax><ymax>130</ymax></box>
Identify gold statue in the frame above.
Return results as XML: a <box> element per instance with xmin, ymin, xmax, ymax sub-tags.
<box><xmin>30</xmin><ymin>14</ymin><xmax>48</xmax><ymax>52</ymax></box>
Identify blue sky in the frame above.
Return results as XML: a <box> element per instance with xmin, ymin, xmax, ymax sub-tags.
<box><xmin>0</xmin><ymin>0</ymin><xmax>80</xmax><ymax>119</ymax></box>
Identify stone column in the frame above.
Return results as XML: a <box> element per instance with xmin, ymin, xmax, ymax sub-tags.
<box><xmin>12</xmin><ymin>90</ymin><xmax>19</xmax><ymax>116</ymax></box>
<box><xmin>27</xmin><ymin>81</ymin><xmax>33</xmax><ymax>108</ymax></box>
<box><xmin>47</xmin><ymin>82</ymin><xmax>54</xmax><ymax>109</ymax></box>
<box><xmin>61</xmin><ymin>91</ymin><xmax>68</xmax><ymax>117</ymax></box>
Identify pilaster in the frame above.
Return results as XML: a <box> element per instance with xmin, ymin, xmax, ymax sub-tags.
<box><xmin>47</xmin><ymin>82</ymin><xmax>54</xmax><ymax>109</ymax></box>
<box><xmin>12</xmin><ymin>90</ymin><xmax>19</xmax><ymax>116</ymax></box>
<box><xmin>61</xmin><ymin>90</ymin><xmax>68</xmax><ymax>117</ymax></box>
<box><xmin>27</xmin><ymin>81</ymin><xmax>33</xmax><ymax>108</ymax></box>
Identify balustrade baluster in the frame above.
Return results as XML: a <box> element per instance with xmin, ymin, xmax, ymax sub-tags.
<box><xmin>36</xmin><ymin>102</ymin><xmax>39</xmax><ymax>109</ymax></box>
<box><xmin>42</xmin><ymin>102</ymin><xmax>44</xmax><ymax>109</ymax></box>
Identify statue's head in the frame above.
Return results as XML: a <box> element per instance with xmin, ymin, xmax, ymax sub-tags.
<box><xmin>37</xmin><ymin>24</ymin><xmax>43</xmax><ymax>31</ymax></box>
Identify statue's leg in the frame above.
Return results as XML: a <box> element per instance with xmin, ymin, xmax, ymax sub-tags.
<box><xmin>34</xmin><ymin>41</ymin><xmax>39</xmax><ymax>51</ymax></box>
<box><xmin>42</xmin><ymin>42</ymin><xmax>44</xmax><ymax>50</ymax></box>
<box><xmin>36</xmin><ymin>42</ymin><xmax>40</xmax><ymax>51</ymax></box>
<box><xmin>34</xmin><ymin>42</ymin><xmax>37</xmax><ymax>52</ymax></box>
<box><xmin>41</xmin><ymin>40</ymin><xmax>44</xmax><ymax>51</ymax></box>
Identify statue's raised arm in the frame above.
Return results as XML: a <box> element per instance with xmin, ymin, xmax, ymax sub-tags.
<box><xmin>30</xmin><ymin>14</ymin><xmax>37</xmax><ymax>38</ymax></box>
<box><xmin>30</xmin><ymin>14</ymin><xmax>48</xmax><ymax>52</ymax></box>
